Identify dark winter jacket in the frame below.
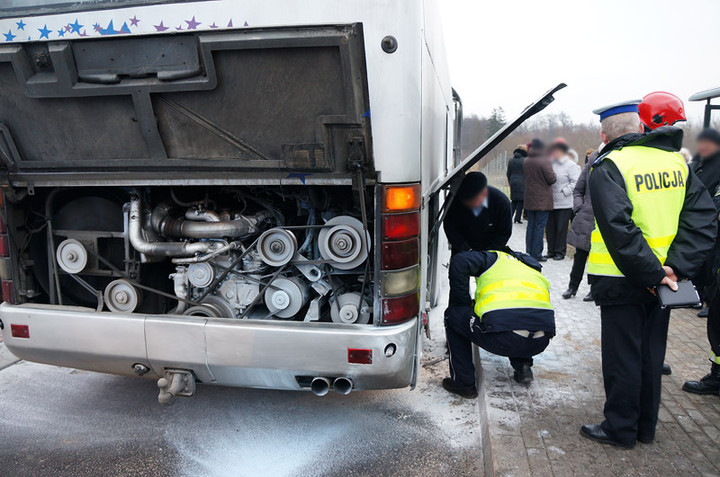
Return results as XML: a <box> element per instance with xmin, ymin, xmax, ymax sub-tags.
<box><xmin>567</xmin><ymin>156</ymin><xmax>596</xmax><ymax>252</ymax></box>
<box><xmin>690</xmin><ymin>149</ymin><xmax>720</xmax><ymax>291</ymax></box>
<box><xmin>522</xmin><ymin>153</ymin><xmax>557</xmax><ymax>210</ymax></box>
<box><xmin>448</xmin><ymin>250</ymin><xmax>555</xmax><ymax>334</ymax></box>
<box><xmin>691</xmin><ymin>150</ymin><xmax>720</xmax><ymax>212</ymax></box>
<box><xmin>506</xmin><ymin>151</ymin><xmax>526</xmax><ymax>201</ymax></box>
<box><xmin>443</xmin><ymin>186</ymin><xmax>512</xmax><ymax>254</ymax></box>
<box><xmin>588</xmin><ymin>127</ymin><xmax>718</xmax><ymax>306</ymax></box>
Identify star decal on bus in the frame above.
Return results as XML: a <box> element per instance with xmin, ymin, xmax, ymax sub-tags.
<box><xmin>38</xmin><ymin>25</ymin><xmax>51</xmax><ymax>39</ymax></box>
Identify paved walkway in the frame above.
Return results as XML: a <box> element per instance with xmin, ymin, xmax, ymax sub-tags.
<box><xmin>477</xmin><ymin>222</ymin><xmax>720</xmax><ymax>477</ymax></box>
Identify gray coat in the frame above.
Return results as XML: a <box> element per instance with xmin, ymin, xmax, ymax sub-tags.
<box><xmin>567</xmin><ymin>158</ymin><xmax>595</xmax><ymax>251</ymax></box>
<box><xmin>551</xmin><ymin>156</ymin><xmax>581</xmax><ymax>209</ymax></box>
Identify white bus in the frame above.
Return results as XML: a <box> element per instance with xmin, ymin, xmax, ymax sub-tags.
<box><xmin>0</xmin><ymin>0</ymin><xmax>562</xmax><ymax>403</ymax></box>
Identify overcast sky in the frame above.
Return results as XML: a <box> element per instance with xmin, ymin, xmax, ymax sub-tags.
<box><xmin>439</xmin><ymin>0</ymin><xmax>720</xmax><ymax>125</ymax></box>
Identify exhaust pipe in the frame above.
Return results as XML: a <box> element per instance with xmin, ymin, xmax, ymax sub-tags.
<box><xmin>311</xmin><ymin>377</ymin><xmax>331</xmax><ymax>396</ymax></box>
<box><xmin>333</xmin><ymin>377</ymin><xmax>353</xmax><ymax>395</ymax></box>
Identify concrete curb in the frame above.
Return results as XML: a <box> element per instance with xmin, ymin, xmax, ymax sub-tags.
<box><xmin>475</xmin><ymin>346</ymin><xmax>532</xmax><ymax>477</ymax></box>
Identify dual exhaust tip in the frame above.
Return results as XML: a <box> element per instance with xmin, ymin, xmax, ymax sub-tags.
<box><xmin>311</xmin><ymin>377</ymin><xmax>353</xmax><ymax>396</ymax></box>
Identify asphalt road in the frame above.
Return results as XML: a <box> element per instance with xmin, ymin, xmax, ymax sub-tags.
<box><xmin>0</xmin><ymin>295</ymin><xmax>483</xmax><ymax>477</ymax></box>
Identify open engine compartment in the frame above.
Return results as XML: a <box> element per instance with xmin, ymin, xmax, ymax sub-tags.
<box><xmin>8</xmin><ymin>184</ymin><xmax>376</xmax><ymax>325</ymax></box>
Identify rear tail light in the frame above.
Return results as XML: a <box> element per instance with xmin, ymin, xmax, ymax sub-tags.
<box><xmin>383</xmin><ymin>184</ymin><xmax>421</xmax><ymax>212</ymax></box>
<box><xmin>383</xmin><ymin>213</ymin><xmax>420</xmax><ymax>241</ymax></box>
<box><xmin>382</xmin><ymin>266</ymin><xmax>420</xmax><ymax>297</ymax></box>
<box><xmin>381</xmin><ymin>292</ymin><xmax>420</xmax><ymax>324</ymax></box>
<box><xmin>10</xmin><ymin>324</ymin><xmax>29</xmax><ymax>339</ymax></box>
<box><xmin>382</xmin><ymin>238</ymin><xmax>419</xmax><ymax>270</ymax></box>
<box><xmin>0</xmin><ymin>235</ymin><xmax>8</xmax><ymax>257</ymax></box>
<box><xmin>0</xmin><ymin>214</ymin><xmax>6</xmax><ymax>235</ymax></box>
<box><xmin>379</xmin><ymin>184</ymin><xmax>421</xmax><ymax>326</ymax></box>
<box><xmin>2</xmin><ymin>279</ymin><xmax>14</xmax><ymax>304</ymax></box>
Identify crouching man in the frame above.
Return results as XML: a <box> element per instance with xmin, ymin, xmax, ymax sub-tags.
<box><xmin>442</xmin><ymin>250</ymin><xmax>555</xmax><ymax>399</ymax></box>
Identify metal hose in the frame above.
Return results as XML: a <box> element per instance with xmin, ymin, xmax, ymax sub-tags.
<box><xmin>151</xmin><ymin>203</ymin><xmax>268</xmax><ymax>239</ymax></box>
<box><xmin>129</xmin><ymin>198</ymin><xmax>214</xmax><ymax>257</ymax></box>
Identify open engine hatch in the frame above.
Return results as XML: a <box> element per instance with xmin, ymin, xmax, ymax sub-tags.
<box><xmin>0</xmin><ymin>23</ymin><xmax>372</xmax><ymax>179</ymax></box>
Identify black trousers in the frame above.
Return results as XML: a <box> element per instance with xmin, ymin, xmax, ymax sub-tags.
<box><xmin>568</xmin><ymin>248</ymin><xmax>589</xmax><ymax>290</ymax></box>
<box><xmin>444</xmin><ymin>306</ymin><xmax>551</xmax><ymax>387</ymax></box>
<box><xmin>511</xmin><ymin>200</ymin><xmax>524</xmax><ymax>223</ymax></box>
<box><xmin>707</xmin><ymin>291</ymin><xmax>720</xmax><ymax>362</ymax></box>
<box><xmin>600</xmin><ymin>301</ymin><xmax>670</xmax><ymax>445</ymax></box>
<box><xmin>545</xmin><ymin>208</ymin><xmax>572</xmax><ymax>257</ymax></box>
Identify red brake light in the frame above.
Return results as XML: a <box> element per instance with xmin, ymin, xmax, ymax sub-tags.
<box><xmin>0</xmin><ymin>235</ymin><xmax>8</xmax><ymax>257</ymax></box>
<box><xmin>382</xmin><ymin>238</ymin><xmax>419</xmax><ymax>270</ymax></box>
<box><xmin>11</xmin><ymin>324</ymin><xmax>29</xmax><ymax>339</ymax></box>
<box><xmin>2</xmin><ymin>280</ymin><xmax>14</xmax><ymax>304</ymax></box>
<box><xmin>0</xmin><ymin>215</ymin><xmax>6</xmax><ymax>234</ymax></box>
<box><xmin>348</xmin><ymin>348</ymin><xmax>373</xmax><ymax>364</ymax></box>
<box><xmin>381</xmin><ymin>292</ymin><xmax>420</xmax><ymax>324</ymax></box>
<box><xmin>383</xmin><ymin>212</ymin><xmax>420</xmax><ymax>241</ymax></box>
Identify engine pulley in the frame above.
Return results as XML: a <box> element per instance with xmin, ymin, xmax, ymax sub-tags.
<box><xmin>264</xmin><ymin>277</ymin><xmax>310</xmax><ymax>319</ymax></box>
<box><xmin>187</xmin><ymin>262</ymin><xmax>215</xmax><ymax>288</ymax></box>
<box><xmin>56</xmin><ymin>239</ymin><xmax>88</xmax><ymax>275</ymax></box>
<box><xmin>330</xmin><ymin>292</ymin><xmax>371</xmax><ymax>324</ymax></box>
<box><xmin>104</xmin><ymin>279</ymin><xmax>141</xmax><ymax>313</ymax></box>
<box><xmin>257</xmin><ymin>228</ymin><xmax>297</xmax><ymax>267</ymax></box>
<box><xmin>318</xmin><ymin>216</ymin><xmax>370</xmax><ymax>270</ymax></box>
<box><xmin>183</xmin><ymin>296</ymin><xmax>234</xmax><ymax>318</ymax></box>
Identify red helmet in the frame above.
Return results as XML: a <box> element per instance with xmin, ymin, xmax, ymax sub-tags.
<box><xmin>639</xmin><ymin>92</ymin><xmax>687</xmax><ymax>129</ymax></box>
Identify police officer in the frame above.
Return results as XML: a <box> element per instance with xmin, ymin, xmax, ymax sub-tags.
<box><xmin>443</xmin><ymin>172</ymin><xmax>513</xmax><ymax>255</ymax></box>
<box><xmin>442</xmin><ymin>249</ymin><xmax>555</xmax><ymax>399</ymax></box>
<box><xmin>639</xmin><ymin>91</ymin><xmax>690</xmax><ymax>377</ymax></box>
<box><xmin>580</xmin><ymin>101</ymin><xmax>717</xmax><ymax>448</ymax></box>
<box><xmin>684</xmin><ymin>127</ymin><xmax>720</xmax><ymax>395</ymax></box>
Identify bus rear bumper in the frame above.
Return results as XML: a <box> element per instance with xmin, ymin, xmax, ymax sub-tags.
<box><xmin>0</xmin><ymin>303</ymin><xmax>417</xmax><ymax>392</ymax></box>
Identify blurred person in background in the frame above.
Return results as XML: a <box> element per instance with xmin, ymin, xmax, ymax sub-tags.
<box><xmin>545</xmin><ymin>138</ymin><xmax>580</xmax><ymax>260</ymax></box>
<box><xmin>564</xmin><ymin>145</ymin><xmax>601</xmax><ymax>300</ymax></box>
<box><xmin>568</xmin><ymin>148</ymin><xmax>579</xmax><ymax>164</ymax></box>
<box><xmin>688</xmin><ymin>129</ymin><xmax>720</xmax><ymax>319</ymax></box>
<box><xmin>683</xmin><ymin>128</ymin><xmax>720</xmax><ymax>396</ymax></box>
<box><xmin>584</xmin><ymin>148</ymin><xmax>595</xmax><ymax>165</ymax></box>
<box><xmin>523</xmin><ymin>139</ymin><xmax>556</xmax><ymax>262</ymax></box>
<box><xmin>679</xmin><ymin>148</ymin><xmax>692</xmax><ymax>164</ymax></box>
<box><xmin>507</xmin><ymin>145</ymin><xmax>528</xmax><ymax>224</ymax></box>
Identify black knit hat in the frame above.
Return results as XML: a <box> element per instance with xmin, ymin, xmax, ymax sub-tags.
<box><xmin>529</xmin><ymin>138</ymin><xmax>545</xmax><ymax>151</ymax></box>
<box><xmin>698</xmin><ymin>128</ymin><xmax>720</xmax><ymax>146</ymax></box>
<box><xmin>457</xmin><ymin>172</ymin><xmax>488</xmax><ymax>200</ymax></box>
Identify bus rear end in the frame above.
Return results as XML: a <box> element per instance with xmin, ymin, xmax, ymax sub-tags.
<box><xmin>0</xmin><ymin>1</ymin><xmax>435</xmax><ymax>401</ymax></box>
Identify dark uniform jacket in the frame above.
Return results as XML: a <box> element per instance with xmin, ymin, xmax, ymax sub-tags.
<box><xmin>589</xmin><ymin>127</ymin><xmax>717</xmax><ymax>306</ymax></box>
<box><xmin>690</xmin><ymin>150</ymin><xmax>720</xmax><ymax>288</ymax></box>
<box><xmin>443</xmin><ymin>186</ymin><xmax>512</xmax><ymax>254</ymax></box>
<box><xmin>448</xmin><ymin>250</ymin><xmax>555</xmax><ymax>334</ymax></box>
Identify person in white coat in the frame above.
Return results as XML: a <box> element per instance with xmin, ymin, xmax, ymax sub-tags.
<box><xmin>545</xmin><ymin>138</ymin><xmax>581</xmax><ymax>260</ymax></box>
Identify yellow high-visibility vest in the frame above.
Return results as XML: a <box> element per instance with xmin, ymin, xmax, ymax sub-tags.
<box><xmin>474</xmin><ymin>251</ymin><xmax>552</xmax><ymax>318</ymax></box>
<box><xmin>588</xmin><ymin>146</ymin><xmax>688</xmax><ymax>277</ymax></box>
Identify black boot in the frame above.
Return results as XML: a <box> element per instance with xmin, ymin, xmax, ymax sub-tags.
<box><xmin>583</xmin><ymin>292</ymin><xmax>593</xmax><ymax>302</ymax></box>
<box><xmin>513</xmin><ymin>363</ymin><xmax>534</xmax><ymax>384</ymax></box>
<box><xmin>698</xmin><ymin>307</ymin><xmax>709</xmax><ymax>318</ymax></box>
<box><xmin>580</xmin><ymin>424</ymin><xmax>635</xmax><ymax>449</ymax></box>
<box><xmin>682</xmin><ymin>363</ymin><xmax>720</xmax><ymax>395</ymax></box>
<box><xmin>442</xmin><ymin>378</ymin><xmax>478</xmax><ymax>399</ymax></box>
<box><xmin>562</xmin><ymin>288</ymin><xmax>577</xmax><ymax>299</ymax></box>
<box><xmin>662</xmin><ymin>363</ymin><xmax>672</xmax><ymax>376</ymax></box>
